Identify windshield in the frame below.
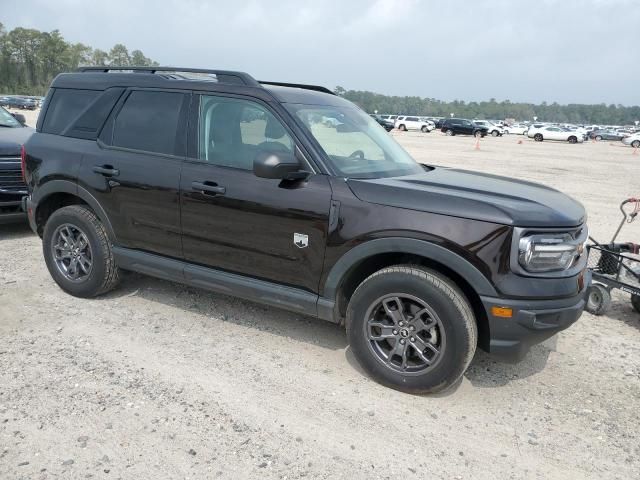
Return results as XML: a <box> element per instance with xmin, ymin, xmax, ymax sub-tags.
<box><xmin>0</xmin><ymin>106</ymin><xmax>21</xmax><ymax>128</ymax></box>
<box><xmin>286</xmin><ymin>104</ymin><xmax>424</xmax><ymax>179</ymax></box>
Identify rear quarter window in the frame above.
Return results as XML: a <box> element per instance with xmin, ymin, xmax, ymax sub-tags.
<box><xmin>42</xmin><ymin>89</ymin><xmax>100</xmax><ymax>135</ymax></box>
<box><xmin>111</xmin><ymin>90</ymin><xmax>187</xmax><ymax>156</ymax></box>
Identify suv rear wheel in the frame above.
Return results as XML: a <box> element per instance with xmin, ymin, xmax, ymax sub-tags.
<box><xmin>445</xmin><ymin>129</ymin><xmax>454</xmax><ymax>136</ymax></box>
<box><xmin>534</xmin><ymin>133</ymin><xmax>543</xmax><ymax>142</ymax></box>
<box><xmin>398</xmin><ymin>124</ymin><xmax>407</xmax><ymax>131</ymax></box>
<box><xmin>631</xmin><ymin>140</ymin><xmax>640</xmax><ymax>148</ymax></box>
<box><xmin>346</xmin><ymin>266</ymin><xmax>477</xmax><ymax>394</ymax></box>
<box><xmin>43</xmin><ymin>205</ymin><xmax>120</xmax><ymax>298</ymax></box>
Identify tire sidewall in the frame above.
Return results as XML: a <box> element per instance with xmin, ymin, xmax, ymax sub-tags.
<box><xmin>43</xmin><ymin>207</ymin><xmax>109</xmax><ymax>297</ymax></box>
<box><xmin>347</xmin><ymin>270</ymin><xmax>475</xmax><ymax>393</ymax></box>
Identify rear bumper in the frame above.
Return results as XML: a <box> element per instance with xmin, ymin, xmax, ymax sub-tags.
<box><xmin>480</xmin><ymin>276</ymin><xmax>589</xmax><ymax>362</ymax></box>
<box><xmin>23</xmin><ymin>196</ymin><xmax>38</xmax><ymax>233</ymax></box>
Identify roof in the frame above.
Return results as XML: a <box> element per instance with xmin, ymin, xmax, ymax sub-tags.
<box><xmin>50</xmin><ymin>66</ymin><xmax>346</xmax><ymax>106</ymax></box>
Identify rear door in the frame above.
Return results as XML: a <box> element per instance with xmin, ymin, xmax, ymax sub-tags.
<box><xmin>79</xmin><ymin>89</ymin><xmax>189</xmax><ymax>258</ymax></box>
<box><xmin>179</xmin><ymin>93</ymin><xmax>331</xmax><ymax>293</ymax></box>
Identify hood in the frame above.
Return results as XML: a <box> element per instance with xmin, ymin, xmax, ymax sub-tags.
<box><xmin>347</xmin><ymin>167</ymin><xmax>586</xmax><ymax>228</ymax></box>
<box><xmin>0</xmin><ymin>126</ymin><xmax>34</xmax><ymax>156</ymax></box>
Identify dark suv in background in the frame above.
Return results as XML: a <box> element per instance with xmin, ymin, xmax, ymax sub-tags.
<box><xmin>441</xmin><ymin>118</ymin><xmax>488</xmax><ymax>137</ymax></box>
<box><xmin>23</xmin><ymin>67</ymin><xmax>588</xmax><ymax>393</ymax></box>
<box><xmin>0</xmin><ymin>106</ymin><xmax>32</xmax><ymax>223</ymax></box>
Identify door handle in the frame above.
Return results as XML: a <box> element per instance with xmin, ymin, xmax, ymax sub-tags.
<box><xmin>93</xmin><ymin>165</ymin><xmax>120</xmax><ymax>177</ymax></box>
<box><xmin>192</xmin><ymin>181</ymin><xmax>226</xmax><ymax>196</ymax></box>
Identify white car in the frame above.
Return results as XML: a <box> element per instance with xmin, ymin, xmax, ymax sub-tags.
<box><xmin>622</xmin><ymin>132</ymin><xmax>640</xmax><ymax>148</ymax></box>
<box><xmin>394</xmin><ymin>115</ymin><xmax>434</xmax><ymax>133</ymax></box>
<box><xmin>530</xmin><ymin>126</ymin><xmax>584</xmax><ymax>144</ymax></box>
<box><xmin>504</xmin><ymin>124</ymin><xmax>528</xmax><ymax>135</ymax></box>
<box><xmin>526</xmin><ymin>124</ymin><xmax>548</xmax><ymax>139</ymax></box>
<box><xmin>473</xmin><ymin>120</ymin><xmax>504</xmax><ymax>137</ymax></box>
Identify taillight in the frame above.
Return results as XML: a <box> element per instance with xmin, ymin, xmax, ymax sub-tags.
<box><xmin>20</xmin><ymin>145</ymin><xmax>26</xmax><ymax>183</ymax></box>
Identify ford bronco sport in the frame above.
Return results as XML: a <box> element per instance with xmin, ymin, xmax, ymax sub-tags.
<box><xmin>23</xmin><ymin>67</ymin><xmax>589</xmax><ymax>393</ymax></box>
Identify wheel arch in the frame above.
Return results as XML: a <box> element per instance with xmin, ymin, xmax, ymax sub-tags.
<box><xmin>321</xmin><ymin>238</ymin><xmax>496</xmax><ymax>347</ymax></box>
<box><xmin>33</xmin><ymin>180</ymin><xmax>115</xmax><ymax>240</ymax></box>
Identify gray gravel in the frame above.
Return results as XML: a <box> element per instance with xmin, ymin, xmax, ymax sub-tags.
<box><xmin>1</xmin><ymin>132</ymin><xmax>640</xmax><ymax>479</ymax></box>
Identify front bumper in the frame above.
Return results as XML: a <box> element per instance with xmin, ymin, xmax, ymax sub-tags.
<box><xmin>480</xmin><ymin>275</ymin><xmax>589</xmax><ymax>362</ymax></box>
<box><xmin>0</xmin><ymin>198</ymin><xmax>26</xmax><ymax>224</ymax></box>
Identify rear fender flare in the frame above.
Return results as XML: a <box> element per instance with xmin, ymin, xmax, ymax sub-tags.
<box><xmin>33</xmin><ymin>180</ymin><xmax>116</xmax><ymax>241</ymax></box>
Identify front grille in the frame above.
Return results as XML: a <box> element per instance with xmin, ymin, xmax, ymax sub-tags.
<box><xmin>0</xmin><ymin>156</ymin><xmax>27</xmax><ymax>194</ymax></box>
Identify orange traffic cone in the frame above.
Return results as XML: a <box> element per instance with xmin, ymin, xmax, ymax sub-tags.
<box><xmin>474</xmin><ymin>137</ymin><xmax>481</xmax><ymax>150</ymax></box>
<box><xmin>633</xmin><ymin>147</ymin><xmax>638</xmax><ymax>156</ymax></box>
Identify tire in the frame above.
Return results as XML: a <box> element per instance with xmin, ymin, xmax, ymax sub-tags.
<box><xmin>445</xmin><ymin>129</ymin><xmax>454</xmax><ymax>136</ymax></box>
<box><xmin>346</xmin><ymin>266</ymin><xmax>477</xmax><ymax>394</ymax></box>
<box><xmin>631</xmin><ymin>140</ymin><xmax>640</xmax><ymax>148</ymax></box>
<box><xmin>43</xmin><ymin>205</ymin><xmax>120</xmax><ymax>298</ymax></box>
<box><xmin>568</xmin><ymin>136</ymin><xmax>577</xmax><ymax>144</ymax></box>
<box><xmin>595</xmin><ymin>135</ymin><xmax>603</xmax><ymax>141</ymax></box>
<box><xmin>491</xmin><ymin>130</ymin><xmax>499</xmax><ymax>137</ymax></box>
<box><xmin>631</xmin><ymin>295</ymin><xmax>640</xmax><ymax>314</ymax></box>
<box><xmin>534</xmin><ymin>133</ymin><xmax>543</xmax><ymax>142</ymax></box>
<box><xmin>421</xmin><ymin>126</ymin><xmax>428</xmax><ymax>133</ymax></box>
<box><xmin>399</xmin><ymin>124</ymin><xmax>407</xmax><ymax>131</ymax></box>
<box><xmin>585</xmin><ymin>284</ymin><xmax>611</xmax><ymax>316</ymax></box>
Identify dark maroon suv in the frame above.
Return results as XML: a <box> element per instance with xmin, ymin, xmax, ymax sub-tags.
<box><xmin>22</xmin><ymin>67</ymin><xmax>589</xmax><ymax>393</ymax></box>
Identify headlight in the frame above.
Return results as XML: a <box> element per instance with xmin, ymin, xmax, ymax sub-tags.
<box><xmin>518</xmin><ymin>233</ymin><xmax>584</xmax><ymax>273</ymax></box>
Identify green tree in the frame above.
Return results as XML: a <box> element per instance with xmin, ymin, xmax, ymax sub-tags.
<box><xmin>108</xmin><ymin>43</ymin><xmax>130</xmax><ymax>66</ymax></box>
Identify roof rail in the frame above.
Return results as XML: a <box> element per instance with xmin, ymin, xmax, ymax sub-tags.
<box><xmin>259</xmin><ymin>81</ymin><xmax>335</xmax><ymax>95</ymax></box>
<box><xmin>76</xmin><ymin>66</ymin><xmax>260</xmax><ymax>86</ymax></box>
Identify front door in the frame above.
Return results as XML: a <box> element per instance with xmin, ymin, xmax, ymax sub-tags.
<box><xmin>180</xmin><ymin>93</ymin><xmax>331</xmax><ymax>293</ymax></box>
<box><xmin>79</xmin><ymin>89</ymin><xmax>189</xmax><ymax>258</ymax></box>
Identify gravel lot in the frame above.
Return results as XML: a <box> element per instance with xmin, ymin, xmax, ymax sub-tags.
<box><xmin>1</xmin><ymin>110</ymin><xmax>639</xmax><ymax>479</ymax></box>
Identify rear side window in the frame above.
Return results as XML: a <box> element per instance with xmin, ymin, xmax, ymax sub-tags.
<box><xmin>112</xmin><ymin>90</ymin><xmax>186</xmax><ymax>156</ymax></box>
<box><xmin>42</xmin><ymin>89</ymin><xmax>100</xmax><ymax>135</ymax></box>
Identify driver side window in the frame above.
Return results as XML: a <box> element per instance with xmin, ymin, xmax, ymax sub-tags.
<box><xmin>198</xmin><ymin>95</ymin><xmax>293</xmax><ymax>170</ymax></box>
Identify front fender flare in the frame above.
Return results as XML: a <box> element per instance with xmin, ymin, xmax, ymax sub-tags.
<box><xmin>322</xmin><ymin>237</ymin><xmax>498</xmax><ymax>300</ymax></box>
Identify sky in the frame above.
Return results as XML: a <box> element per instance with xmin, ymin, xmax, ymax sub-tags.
<box><xmin>3</xmin><ymin>0</ymin><xmax>639</xmax><ymax>106</ymax></box>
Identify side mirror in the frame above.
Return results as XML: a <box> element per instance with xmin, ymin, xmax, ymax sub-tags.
<box><xmin>253</xmin><ymin>150</ymin><xmax>303</xmax><ymax>180</ymax></box>
<box><xmin>11</xmin><ymin>113</ymin><xmax>26</xmax><ymax>125</ymax></box>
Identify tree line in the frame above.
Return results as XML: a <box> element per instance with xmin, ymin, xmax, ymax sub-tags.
<box><xmin>0</xmin><ymin>23</ymin><xmax>158</xmax><ymax>96</ymax></box>
<box><xmin>335</xmin><ymin>87</ymin><xmax>640</xmax><ymax>126</ymax></box>
<box><xmin>1</xmin><ymin>23</ymin><xmax>637</xmax><ymax>125</ymax></box>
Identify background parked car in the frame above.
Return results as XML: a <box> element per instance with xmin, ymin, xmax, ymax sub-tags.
<box><xmin>589</xmin><ymin>129</ymin><xmax>626</xmax><ymax>141</ymax></box>
<box><xmin>531</xmin><ymin>126</ymin><xmax>583</xmax><ymax>143</ymax></box>
<box><xmin>441</xmin><ymin>118</ymin><xmax>488</xmax><ymax>137</ymax></box>
<box><xmin>394</xmin><ymin>115</ymin><xmax>434</xmax><ymax>132</ymax></box>
<box><xmin>370</xmin><ymin>114</ymin><xmax>394</xmax><ymax>131</ymax></box>
<box><xmin>526</xmin><ymin>124</ymin><xmax>548</xmax><ymax>139</ymax></box>
<box><xmin>0</xmin><ymin>105</ymin><xmax>33</xmax><ymax>223</ymax></box>
<box><xmin>473</xmin><ymin>120</ymin><xmax>504</xmax><ymax>136</ymax></box>
<box><xmin>0</xmin><ymin>96</ymin><xmax>37</xmax><ymax>110</ymax></box>
<box><xmin>622</xmin><ymin>132</ymin><xmax>640</xmax><ymax>148</ymax></box>
<box><xmin>504</xmin><ymin>124</ymin><xmax>529</xmax><ymax>135</ymax></box>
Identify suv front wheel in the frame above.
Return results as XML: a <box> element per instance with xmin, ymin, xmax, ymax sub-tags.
<box><xmin>43</xmin><ymin>205</ymin><xmax>120</xmax><ymax>298</ymax></box>
<box><xmin>347</xmin><ymin>266</ymin><xmax>477</xmax><ymax>394</ymax></box>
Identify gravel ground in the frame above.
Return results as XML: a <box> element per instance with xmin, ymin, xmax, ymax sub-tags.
<box><xmin>1</xmin><ymin>111</ymin><xmax>639</xmax><ymax>479</ymax></box>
